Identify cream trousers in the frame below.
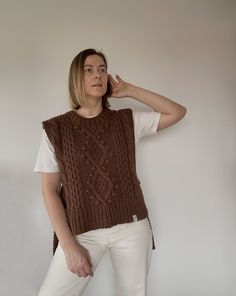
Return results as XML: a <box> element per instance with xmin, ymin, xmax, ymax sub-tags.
<box><xmin>37</xmin><ymin>217</ymin><xmax>153</xmax><ymax>296</ymax></box>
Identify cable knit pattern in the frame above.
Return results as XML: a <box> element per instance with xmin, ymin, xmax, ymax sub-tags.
<box><xmin>42</xmin><ymin>107</ymin><xmax>156</xmax><ymax>254</ymax></box>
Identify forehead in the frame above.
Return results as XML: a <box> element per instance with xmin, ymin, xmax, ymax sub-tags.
<box><xmin>84</xmin><ymin>55</ymin><xmax>106</xmax><ymax>67</ymax></box>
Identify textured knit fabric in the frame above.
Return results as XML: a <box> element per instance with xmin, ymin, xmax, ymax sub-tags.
<box><xmin>42</xmin><ymin>107</ymin><xmax>156</xmax><ymax>254</ymax></box>
<box><xmin>34</xmin><ymin>110</ymin><xmax>161</xmax><ymax>173</ymax></box>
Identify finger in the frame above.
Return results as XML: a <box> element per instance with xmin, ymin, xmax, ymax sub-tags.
<box><xmin>84</xmin><ymin>261</ymin><xmax>94</xmax><ymax>277</ymax></box>
<box><xmin>85</xmin><ymin>267</ymin><xmax>93</xmax><ymax>277</ymax></box>
<box><xmin>115</xmin><ymin>74</ymin><xmax>123</xmax><ymax>82</ymax></box>
<box><xmin>108</xmin><ymin>74</ymin><xmax>117</xmax><ymax>85</ymax></box>
<box><xmin>77</xmin><ymin>267</ymin><xmax>88</xmax><ymax>277</ymax></box>
<box><xmin>78</xmin><ymin>273</ymin><xmax>87</xmax><ymax>278</ymax></box>
<box><xmin>76</xmin><ymin>270</ymin><xmax>83</xmax><ymax>277</ymax></box>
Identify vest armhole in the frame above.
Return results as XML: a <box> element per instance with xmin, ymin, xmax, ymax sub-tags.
<box><xmin>42</xmin><ymin>118</ymin><xmax>58</xmax><ymax>148</ymax></box>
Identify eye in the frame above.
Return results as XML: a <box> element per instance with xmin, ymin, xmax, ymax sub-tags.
<box><xmin>84</xmin><ymin>68</ymin><xmax>92</xmax><ymax>73</ymax></box>
<box><xmin>100</xmin><ymin>68</ymin><xmax>107</xmax><ymax>74</ymax></box>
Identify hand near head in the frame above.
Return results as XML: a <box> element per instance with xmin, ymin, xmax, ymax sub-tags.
<box><xmin>108</xmin><ymin>74</ymin><xmax>132</xmax><ymax>98</ymax></box>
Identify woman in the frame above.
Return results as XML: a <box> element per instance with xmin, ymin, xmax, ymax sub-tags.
<box><xmin>34</xmin><ymin>48</ymin><xmax>186</xmax><ymax>296</ymax></box>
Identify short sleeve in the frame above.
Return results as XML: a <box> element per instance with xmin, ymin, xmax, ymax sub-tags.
<box><xmin>33</xmin><ymin>130</ymin><xmax>60</xmax><ymax>173</ymax></box>
<box><xmin>132</xmin><ymin>110</ymin><xmax>161</xmax><ymax>144</ymax></box>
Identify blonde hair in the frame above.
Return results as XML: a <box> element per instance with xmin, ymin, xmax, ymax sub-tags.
<box><xmin>68</xmin><ymin>48</ymin><xmax>112</xmax><ymax>109</ymax></box>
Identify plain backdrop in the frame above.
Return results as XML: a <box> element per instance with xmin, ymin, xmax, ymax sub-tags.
<box><xmin>0</xmin><ymin>1</ymin><xmax>235</xmax><ymax>295</ymax></box>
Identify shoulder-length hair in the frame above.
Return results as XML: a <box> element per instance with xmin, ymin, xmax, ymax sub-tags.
<box><xmin>68</xmin><ymin>48</ymin><xmax>112</xmax><ymax>109</ymax></box>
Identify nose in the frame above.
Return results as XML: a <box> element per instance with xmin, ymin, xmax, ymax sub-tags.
<box><xmin>93</xmin><ymin>70</ymin><xmax>100</xmax><ymax>78</ymax></box>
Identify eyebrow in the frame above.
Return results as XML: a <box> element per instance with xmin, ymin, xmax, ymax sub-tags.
<box><xmin>84</xmin><ymin>64</ymin><xmax>106</xmax><ymax>68</ymax></box>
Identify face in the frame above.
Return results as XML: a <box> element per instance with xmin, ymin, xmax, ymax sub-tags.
<box><xmin>83</xmin><ymin>54</ymin><xmax>108</xmax><ymax>99</ymax></box>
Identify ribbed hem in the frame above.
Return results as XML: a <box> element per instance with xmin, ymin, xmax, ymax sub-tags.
<box><xmin>68</xmin><ymin>197</ymin><xmax>148</xmax><ymax>233</ymax></box>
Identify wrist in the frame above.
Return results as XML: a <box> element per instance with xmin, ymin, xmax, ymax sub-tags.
<box><xmin>126</xmin><ymin>83</ymin><xmax>135</xmax><ymax>97</ymax></box>
<box><xmin>60</xmin><ymin>236</ymin><xmax>78</xmax><ymax>251</ymax></box>
<box><xmin>126</xmin><ymin>83</ymin><xmax>141</xmax><ymax>98</ymax></box>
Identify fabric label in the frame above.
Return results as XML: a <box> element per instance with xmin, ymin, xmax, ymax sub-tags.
<box><xmin>133</xmin><ymin>214</ymin><xmax>138</xmax><ymax>222</ymax></box>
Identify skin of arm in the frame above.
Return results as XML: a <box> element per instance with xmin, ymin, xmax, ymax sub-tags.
<box><xmin>41</xmin><ymin>172</ymin><xmax>93</xmax><ymax>277</ymax></box>
<box><xmin>108</xmin><ymin>74</ymin><xmax>187</xmax><ymax>131</ymax></box>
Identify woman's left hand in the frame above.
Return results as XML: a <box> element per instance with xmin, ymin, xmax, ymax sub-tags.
<box><xmin>108</xmin><ymin>74</ymin><xmax>132</xmax><ymax>98</ymax></box>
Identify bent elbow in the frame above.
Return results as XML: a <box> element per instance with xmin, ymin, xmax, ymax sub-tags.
<box><xmin>178</xmin><ymin>106</ymin><xmax>187</xmax><ymax>120</ymax></box>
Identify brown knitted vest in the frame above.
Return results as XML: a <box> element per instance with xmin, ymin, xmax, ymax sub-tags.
<box><xmin>42</xmin><ymin>107</ymin><xmax>156</xmax><ymax>254</ymax></box>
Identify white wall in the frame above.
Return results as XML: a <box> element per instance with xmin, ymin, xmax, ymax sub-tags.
<box><xmin>0</xmin><ymin>1</ymin><xmax>235</xmax><ymax>295</ymax></box>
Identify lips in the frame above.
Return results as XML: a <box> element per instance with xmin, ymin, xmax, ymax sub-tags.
<box><xmin>92</xmin><ymin>84</ymin><xmax>102</xmax><ymax>87</ymax></box>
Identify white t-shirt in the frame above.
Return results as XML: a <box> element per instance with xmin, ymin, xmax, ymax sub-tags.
<box><xmin>34</xmin><ymin>109</ymin><xmax>161</xmax><ymax>173</ymax></box>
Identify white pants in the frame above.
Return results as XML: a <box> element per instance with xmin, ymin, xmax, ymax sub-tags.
<box><xmin>37</xmin><ymin>217</ymin><xmax>153</xmax><ymax>296</ymax></box>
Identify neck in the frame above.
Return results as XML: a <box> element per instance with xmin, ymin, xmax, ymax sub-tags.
<box><xmin>76</xmin><ymin>98</ymin><xmax>103</xmax><ymax>117</ymax></box>
<box><xmin>76</xmin><ymin>103</ymin><xmax>103</xmax><ymax>117</ymax></box>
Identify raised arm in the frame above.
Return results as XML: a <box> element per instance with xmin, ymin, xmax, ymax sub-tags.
<box><xmin>108</xmin><ymin>74</ymin><xmax>187</xmax><ymax>131</ymax></box>
<box><xmin>41</xmin><ymin>172</ymin><xmax>93</xmax><ymax>277</ymax></box>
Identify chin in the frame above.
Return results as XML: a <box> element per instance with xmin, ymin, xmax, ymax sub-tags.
<box><xmin>91</xmin><ymin>91</ymin><xmax>106</xmax><ymax>97</ymax></box>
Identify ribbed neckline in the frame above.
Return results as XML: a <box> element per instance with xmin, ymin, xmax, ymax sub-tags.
<box><xmin>68</xmin><ymin>107</ymin><xmax>110</xmax><ymax>125</ymax></box>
